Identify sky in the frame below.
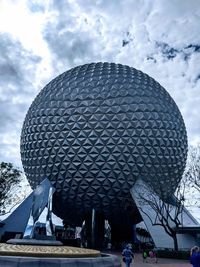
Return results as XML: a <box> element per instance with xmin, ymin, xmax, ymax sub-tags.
<box><xmin>0</xmin><ymin>0</ymin><xmax>200</xmax><ymax>168</ymax></box>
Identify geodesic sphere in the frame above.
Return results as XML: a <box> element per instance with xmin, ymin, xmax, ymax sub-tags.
<box><xmin>20</xmin><ymin>62</ymin><xmax>187</xmax><ymax>222</ymax></box>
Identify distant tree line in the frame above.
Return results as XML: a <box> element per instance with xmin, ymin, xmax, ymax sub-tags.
<box><xmin>0</xmin><ymin>162</ymin><xmax>22</xmax><ymax>214</ymax></box>
<box><xmin>184</xmin><ymin>144</ymin><xmax>200</xmax><ymax>195</ymax></box>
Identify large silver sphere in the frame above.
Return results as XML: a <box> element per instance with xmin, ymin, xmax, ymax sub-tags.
<box><xmin>20</xmin><ymin>62</ymin><xmax>187</xmax><ymax>224</ymax></box>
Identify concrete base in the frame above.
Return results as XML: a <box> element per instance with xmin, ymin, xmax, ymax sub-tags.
<box><xmin>0</xmin><ymin>254</ymin><xmax>121</xmax><ymax>267</ymax></box>
<box><xmin>0</xmin><ymin>243</ymin><xmax>121</xmax><ymax>266</ymax></box>
<box><xmin>6</xmin><ymin>239</ymin><xmax>63</xmax><ymax>246</ymax></box>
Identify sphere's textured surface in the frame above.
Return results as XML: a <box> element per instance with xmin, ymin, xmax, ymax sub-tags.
<box><xmin>21</xmin><ymin>62</ymin><xmax>187</xmax><ymax>224</ymax></box>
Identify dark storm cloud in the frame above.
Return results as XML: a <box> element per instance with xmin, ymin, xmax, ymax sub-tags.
<box><xmin>0</xmin><ymin>33</ymin><xmax>41</xmax><ymax>164</ymax></box>
<box><xmin>0</xmin><ymin>33</ymin><xmax>41</xmax><ymax>88</ymax></box>
<box><xmin>41</xmin><ymin>0</ymin><xmax>96</xmax><ymax>69</ymax></box>
<box><xmin>44</xmin><ymin>25</ymin><xmax>95</xmax><ymax>67</ymax></box>
<box><xmin>0</xmin><ymin>33</ymin><xmax>41</xmax><ymax>129</ymax></box>
<box><xmin>185</xmin><ymin>44</ymin><xmax>200</xmax><ymax>53</ymax></box>
<box><xmin>155</xmin><ymin>41</ymin><xmax>200</xmax><ymax>61</ymax></box>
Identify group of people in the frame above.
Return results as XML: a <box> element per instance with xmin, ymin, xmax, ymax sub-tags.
<box><xmin>122</xmin><ymin>244</ymin><xmax>159</xmax><ymax>267</ymax></box>
<box><xmin>122</xmin><ymin>243</ymin><xmax>200</xmax><ymax>266</ymax></box>
<box><xmin>122</xmin><ymin>244</ymin><xmax>158</xmax><ymax>266</ymax></box>
<box><xmin>142</xmin><ymin>249</ymin><xmax>157</xmax><ymax>263</ymax></box>
<box><xmin>190</xmin><ymin>246</ymin><xmax>200</xmax><ymax>267</ymax></box>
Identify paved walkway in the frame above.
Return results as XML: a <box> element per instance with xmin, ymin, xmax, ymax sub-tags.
<box><xmin>113</xmin><ymin>252</ymin><xmax>191</xmax><ymax>267</ymax></box>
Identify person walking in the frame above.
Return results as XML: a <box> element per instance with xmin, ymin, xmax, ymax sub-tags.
<box><xmin>190</xmin><ymin>246</ymin><xmax>200</xmax><ymax>267</ymax></box>
<box><xmin>142</xmin><ymin>250</ymin><xmax>148</xmax><ymax>262</ymax></box>
<box><xmin>149</xmin><ymin>250</ymin><xmax>157</xmax><ymax>263</ymax></box>
<box><xmin>122</xmin><ymin>244</ymin><xmax>134</xmax><ymax>267</ymax></box>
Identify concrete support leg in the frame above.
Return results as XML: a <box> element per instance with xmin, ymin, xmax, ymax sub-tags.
<box><xmin>85</xmin><ymin>210</ymin><xmax>105</xmax><ymax>249</ymax></box>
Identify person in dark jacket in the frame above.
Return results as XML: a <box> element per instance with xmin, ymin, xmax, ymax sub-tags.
<box><xmin>190</xmin><ymin>246</ymin><xmax>200</xmax><ymax>267</ymax></box>
<box><xmin>122</xmin><ymin>244</ymin><xmax>134</xmax><ymax>267</ymax></box>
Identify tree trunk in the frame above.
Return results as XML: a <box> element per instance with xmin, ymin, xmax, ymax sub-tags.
<box><xmin>172</xmin><ymin>234</ymin><xmax>178</xmax><ymax>251</ymax></box>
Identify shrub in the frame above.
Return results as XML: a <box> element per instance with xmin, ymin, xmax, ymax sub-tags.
<box><xmin>156</xmin><ymin>249</ymin><xmax>190</xmax><ymax>260</ymax></box>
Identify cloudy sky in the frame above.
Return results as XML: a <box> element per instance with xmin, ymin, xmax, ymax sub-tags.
<box><xmin>0</xmin><ymin>0</ymin><xmax>200</xmax><ymax>167</ymax></box>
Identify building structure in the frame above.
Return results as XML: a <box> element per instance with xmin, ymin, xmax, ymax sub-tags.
<box><xmin>20</xmin><ymin>62</ymin><xmax>189</xmax><ymax>247</ymax></box>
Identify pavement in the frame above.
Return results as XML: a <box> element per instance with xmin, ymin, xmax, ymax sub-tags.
<box><xmin>112</xmin><ymin>252</ymin><xmax>191</xmax><ymax>267</ymax></box>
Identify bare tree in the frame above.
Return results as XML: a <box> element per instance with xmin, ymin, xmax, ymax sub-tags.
<box><xmin>184</xmin><ymin>144</ymin><xmax>200</xmax><ymax>193</ymax></box>
<box><xmin>136</xmin><ymin>179</ymin><xmax>186</xmax><ymax>251</ymax></box>
<box><xmin>0</xmin><ymin>162</ymin><xmax>22</xmax><ymax>214</ymax></box>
